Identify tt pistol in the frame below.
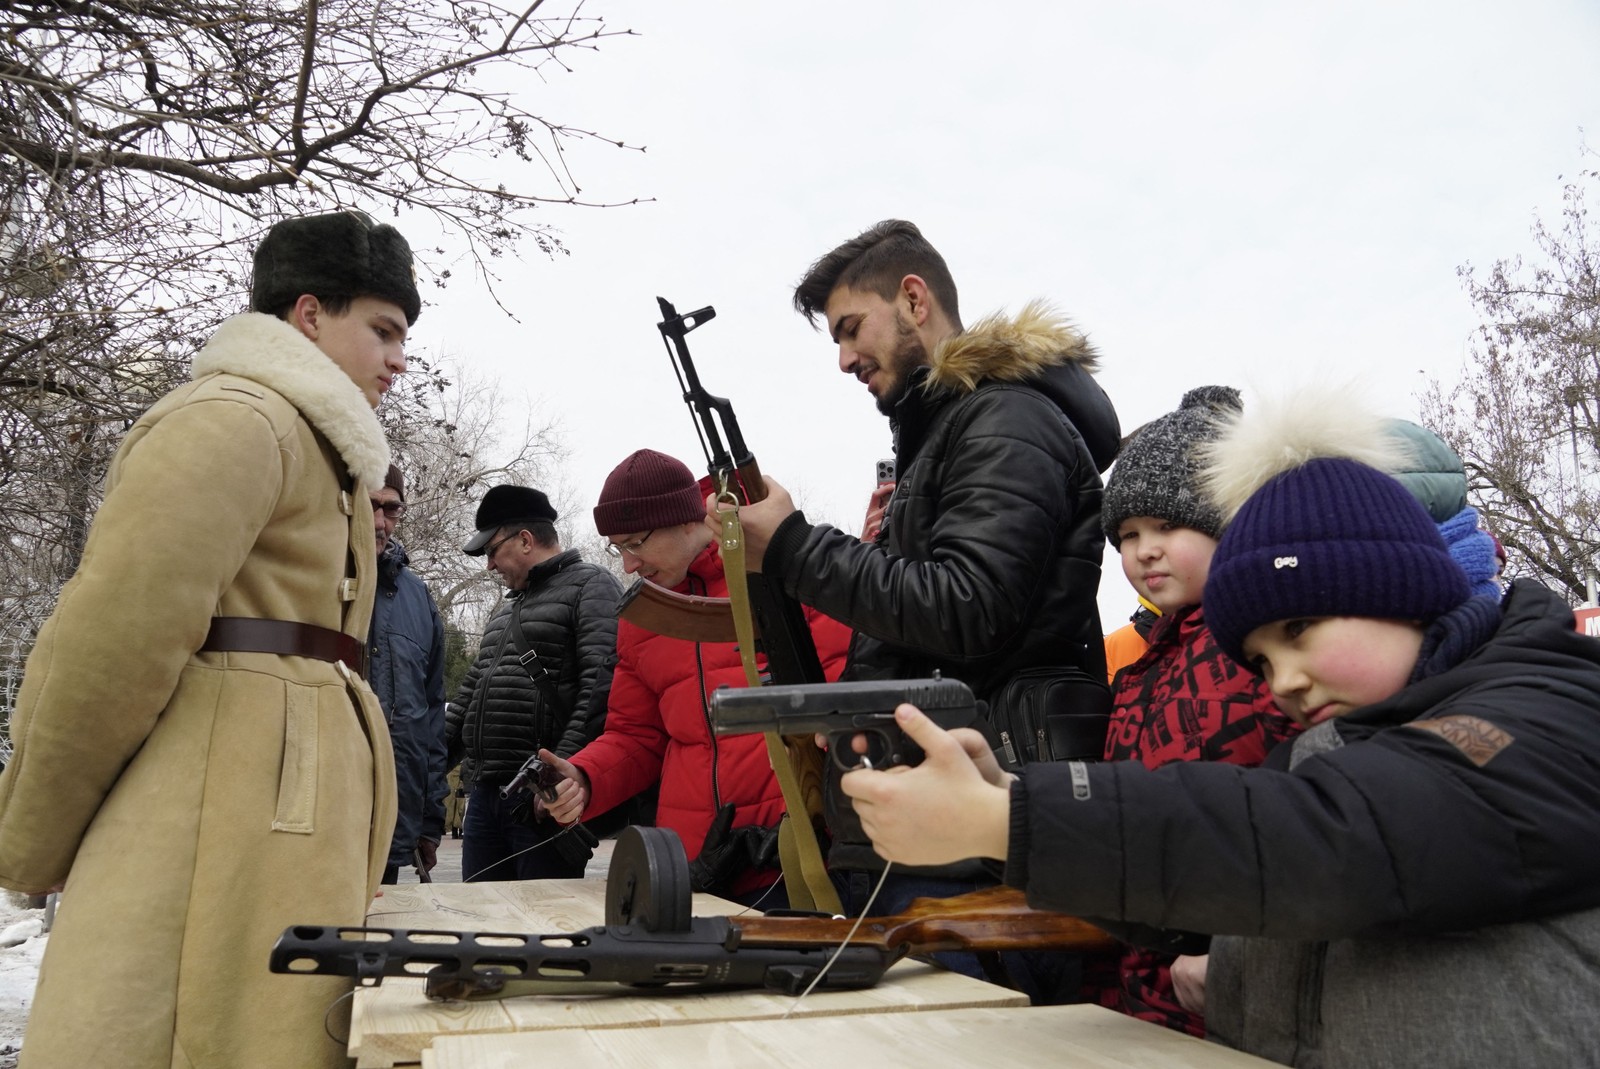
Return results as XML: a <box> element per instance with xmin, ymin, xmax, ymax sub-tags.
<box><xmin>709</xmin><ymin>675</ymin><xmax>978</xmax><ymax>772</ymax></box>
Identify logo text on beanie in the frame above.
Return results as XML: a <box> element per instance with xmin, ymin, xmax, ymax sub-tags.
<box><xmin>1273</xmin><ymin>556</ymin><xmax>1299</xmax><ymax>569</ymax></box>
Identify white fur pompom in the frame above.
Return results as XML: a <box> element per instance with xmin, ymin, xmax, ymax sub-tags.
<box><xmin>1198</xmin><ymin>384</ymin><xmax>1416</xmax><ymax>522</ymax></box>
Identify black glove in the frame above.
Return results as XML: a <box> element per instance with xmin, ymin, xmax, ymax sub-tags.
<box><xmin>504</xmin><ymin>779</ymin><xmax>597</xmax><ymax>867</ymax></box>
<box><xmin>739</xmin><ymin>821</ymin><xmax>781</xmax><ymax>871</ymax></box>
<box><xmin>688</xmin><ymin>805</ymin><xmax>781</xmax><ymax>895</ymax></box>
<box><xmin>552</xmin><ymin>820</ymin><xmax>598</xmax><ymax>869</ymax></box>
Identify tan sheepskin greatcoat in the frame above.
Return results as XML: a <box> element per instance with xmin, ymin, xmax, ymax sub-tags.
<box><xmin>0</xmin><ymin>313</ymin><xmax>399</xmax><ymax>1068</ymax></box>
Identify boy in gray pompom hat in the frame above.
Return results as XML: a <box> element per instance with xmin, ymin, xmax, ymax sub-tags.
<box><xmin>1102</xmin><ymin>385</ymin><xmax>1240</xmax><ymax>549</ymax></box>
<box><xmin>1094</xmin><ymin>385</ymin><xmax>1298</xmax><ymax>1037</ymax></box>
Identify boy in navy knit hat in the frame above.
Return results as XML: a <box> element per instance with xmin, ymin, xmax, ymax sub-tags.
<box><xmin>840</xmin><ymin>390</ymin><xmax>1600</xmax><ymax>1068</ymax></box>
<box><xmin>1094</xmin><ymin>386</ymin><xmax>1297</xmax><ymax>1037</ymax></box>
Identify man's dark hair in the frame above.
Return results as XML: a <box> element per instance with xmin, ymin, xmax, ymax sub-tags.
<box><xmin>793</xmin><ymin>220</ymin><xmax>960</xmax><ymax>329</ymax></box>
<box><xmin>264</xmin><ymin>294</ymin><xmax>354</xmax><ymax>321</ymax></box>
<box><xmin>503</xmin><ymin>520</ymin><xmax>560</xmax><ymax>550</ymax></box>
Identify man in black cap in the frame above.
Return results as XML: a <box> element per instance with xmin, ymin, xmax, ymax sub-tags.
<box><xmin>446</xmin><ymin>484</ymin><xmax>622</xmax><ymax>880</ymax></box>
<box><xmin>0</xmin><ymin>209</ymin><xmax>417</xmax><ymax>1066</ymax></box>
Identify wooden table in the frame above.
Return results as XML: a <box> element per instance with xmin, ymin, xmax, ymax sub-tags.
<box><xmin>353</xmin><ymin>879</ymin><xmax>1028</xmax><ymax>1067</ymax></box>
<box><xmin>419</xmin><ymin>1004</ymin><xmax>1282</xmax><ymax>1068</ymax></box>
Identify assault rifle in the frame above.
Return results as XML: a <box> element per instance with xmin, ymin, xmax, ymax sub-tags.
<box><xmin>615</xmin><ymin>297</ymin><xmax>825</xmax><ymax>687</ymax></box>
<box><xmin>269</xmin><ymin>885</ymin><xmax>1116</xmax><ymax>1001</ymax></box>
<box><xmin>710</xmin><ymin>676</ymin><xmax>981</xmax><ymax>771</ymax></box>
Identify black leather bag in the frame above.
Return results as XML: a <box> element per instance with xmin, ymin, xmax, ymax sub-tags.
<box><xmin>990</xmin><ymin>666</ymin><xmax>1110</xmax><ymax>768</ymax></box>
<box><xmin>688</xmin><ymin>804</ymin><xmax>781</xmax><ymax>896</ymax></box>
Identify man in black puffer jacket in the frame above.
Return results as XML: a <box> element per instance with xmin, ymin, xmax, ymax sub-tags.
<box><xmin>447</xmin><ymin>485</ymin><xmax>621</xmax><ymax>881</ymax></box>
<box><xmin>726</xmin><ymin>220</ymin><xmax>1120</xmax><ymax>926</ymax></box>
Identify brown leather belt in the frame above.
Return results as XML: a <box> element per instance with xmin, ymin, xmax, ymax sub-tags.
<box><xmin>201</xmin><ymin>617</ymin><xmax>366</xmax><ymax>678</ymax></box>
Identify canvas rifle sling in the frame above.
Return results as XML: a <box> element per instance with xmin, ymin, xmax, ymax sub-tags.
<box><xmin>715</xmin><ymin>488</ymin><xmax>842</xmax><ymax>914</ymax></box>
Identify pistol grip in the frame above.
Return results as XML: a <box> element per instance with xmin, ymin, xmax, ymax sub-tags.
<box><xmin>829</xmin><ymin>728</ymin><xmax>925</xmax><ymax>772</ymax></box>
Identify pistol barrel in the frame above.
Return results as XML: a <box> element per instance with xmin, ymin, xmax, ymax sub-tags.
<box><xmin>707</xmin><ymin>678</ymin><xmax>977</xmax><ymax>735</ymax></box>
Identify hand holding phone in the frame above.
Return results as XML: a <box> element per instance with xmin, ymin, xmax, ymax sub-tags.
<box><xmin>865</xmin><ymin>459</ymin><xmax>896</xmax><ymax>542</ymax></box>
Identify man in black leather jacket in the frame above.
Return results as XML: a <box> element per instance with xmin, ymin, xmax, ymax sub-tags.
<box><xmin>724</xmin><ymin>220</ymin><xmax>1120</xmax><ymax>927</ymax></box>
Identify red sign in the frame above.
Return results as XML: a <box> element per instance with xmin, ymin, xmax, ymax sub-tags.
<box><xmin>1574</xmin><ymin>607</ymin><xmax>1600</xmax><ymax>636</ymax></box>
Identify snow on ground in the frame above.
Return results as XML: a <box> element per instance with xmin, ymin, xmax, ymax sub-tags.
<box><xmin>0</xmin><ymin>893</ymin><xmax>46</xmax><ymax>1069</ymax></box>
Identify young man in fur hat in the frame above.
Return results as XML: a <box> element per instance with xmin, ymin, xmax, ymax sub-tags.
<box><xmin>714</xmin><ymin>220</ymin><xmax>1120</xmax><ymax>929</ymax></box>
<box><xmin>841</xmin><ymin>393</ymin><xmax>1600</xmax><ymax>1068</ymax></box>
<box><xmin>0</xmin><ymin>210</ymin><xmax>415</xmax><ymax>1068</ymax></box>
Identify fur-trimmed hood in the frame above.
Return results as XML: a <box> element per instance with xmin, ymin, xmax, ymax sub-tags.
<box><xmin>192</xmin><ymin>312</ymin><xmax>390</xmax><ymax>487</ymax></box>
<box><xmin>928</xmin><ymin>300</ymin><xmax>1098</xmax><ymax>390</ymax></box>
<box><xmin>924</xmin><ymin>300</ymin><xmax>1119</xmax><ymax>471</ymax></box>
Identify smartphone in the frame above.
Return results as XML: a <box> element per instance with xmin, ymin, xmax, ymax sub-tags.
<box><xmin>876</xmin><ymin>458</ymin><xmax>896</xmax><ymax>485</ymax></box>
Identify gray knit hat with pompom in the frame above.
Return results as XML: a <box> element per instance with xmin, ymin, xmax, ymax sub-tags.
<box><xmin>1102</xmin><ymin>385</ymin><xmax>1243</xmax><ymax>547</ymax></box>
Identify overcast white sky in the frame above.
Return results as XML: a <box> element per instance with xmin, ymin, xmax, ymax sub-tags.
<box><xmin>406</xmin><ymin>0</ymin><xmax>1600</xmax><ymax>627</ymax></box>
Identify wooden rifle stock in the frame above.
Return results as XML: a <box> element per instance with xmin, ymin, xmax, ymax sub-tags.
<box><xmin>737</xmin><ymin>886</ymin><xmax>1118</xmax><ymax>956</ymax></box>
<box><xmin>733</xmin><ymin>456</ymin><xmax>768</xmax><ymax>503</ymax></box>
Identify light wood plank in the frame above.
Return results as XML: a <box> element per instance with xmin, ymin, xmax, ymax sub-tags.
<box><xmin>356</xmin><ymin>879</ymin><xmax>1024</xmax><ymax>1067</ymax></box>
<box><xmin>420</xmin><ymin>1005</ymin><xmax>1282</xmax><ymax>1069</ymax></box>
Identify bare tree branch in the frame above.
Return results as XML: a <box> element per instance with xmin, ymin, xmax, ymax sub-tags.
<box><xmin>1421</xmin><ymin>157</ymin><xmax>1600</xmax><ymax>605</ymax></box>
<box><xmin>0</xmin><ymin>0</ymin><xmax>645</xmax><ymax>711</ymax></box>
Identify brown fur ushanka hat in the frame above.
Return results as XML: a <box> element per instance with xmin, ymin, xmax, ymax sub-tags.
<box><xmin>251</xmin><ymin>210</ymin><xmax>421</xmax><ymax>325</ymax></box>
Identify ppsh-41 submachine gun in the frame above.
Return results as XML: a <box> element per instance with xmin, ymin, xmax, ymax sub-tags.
<box><xmin>269</xmin><ymin>827</ymin><xmax>1115</xmax><ymax>1001</ymax></box>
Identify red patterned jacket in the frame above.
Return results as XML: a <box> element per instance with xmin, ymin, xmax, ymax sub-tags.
<box><xmin>1097</xmin><ymin>602</ymin><xmax>1298</xmax><ymax>1036</ymax></box>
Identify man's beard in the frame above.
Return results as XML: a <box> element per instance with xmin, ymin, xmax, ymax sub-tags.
<box><xmin>875</xmin><ymin>316</ymin><xmax>927</xmax><ymax>417</ymax></box>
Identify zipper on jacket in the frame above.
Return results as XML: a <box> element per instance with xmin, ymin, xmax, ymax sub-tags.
<box><xmin>690</xmin><ymin>573</ymin><xmax>723</xmax><ymax>811</ymax></box>
<box><xmin>1293</xmin><ymin>941</ymin><xmax>1329</xmax><ymax>1063</ymax></box>
<box><xmin>468</xmin><ymin>597</ymin><xmax>518</xmax><ymax>783</ymax></box>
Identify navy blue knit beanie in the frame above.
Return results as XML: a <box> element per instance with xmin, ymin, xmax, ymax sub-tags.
<box><xmin>1204</xmin><ymin>456</ymin><xmax>1474</xmax><ymax>666</ymax></box>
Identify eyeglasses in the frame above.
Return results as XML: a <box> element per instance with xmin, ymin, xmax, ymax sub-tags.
<box><xmin>605</xmin><ymin>531</ymin><xmax>653</xmax><ymax>558</ymax></box>
<box><xmin>371</xmin><ymin>499</ymin><xmax>407</xmax><ymax>520</ymax></box>
<box><xmin>483</xmin><ymin>530</ymin><xmax>520</xmax><ymax>560</ymax></box>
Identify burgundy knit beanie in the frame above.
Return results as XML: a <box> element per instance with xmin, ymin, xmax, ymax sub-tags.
<box><xmin>593</xmin><ymin>450</ymin><xmax>704</xmax><ymax>535</ymax></box>
<box><xmin>383</xmin><ymin>463</ymin><xmax>405</xmax><ymax>499</ymax></box>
